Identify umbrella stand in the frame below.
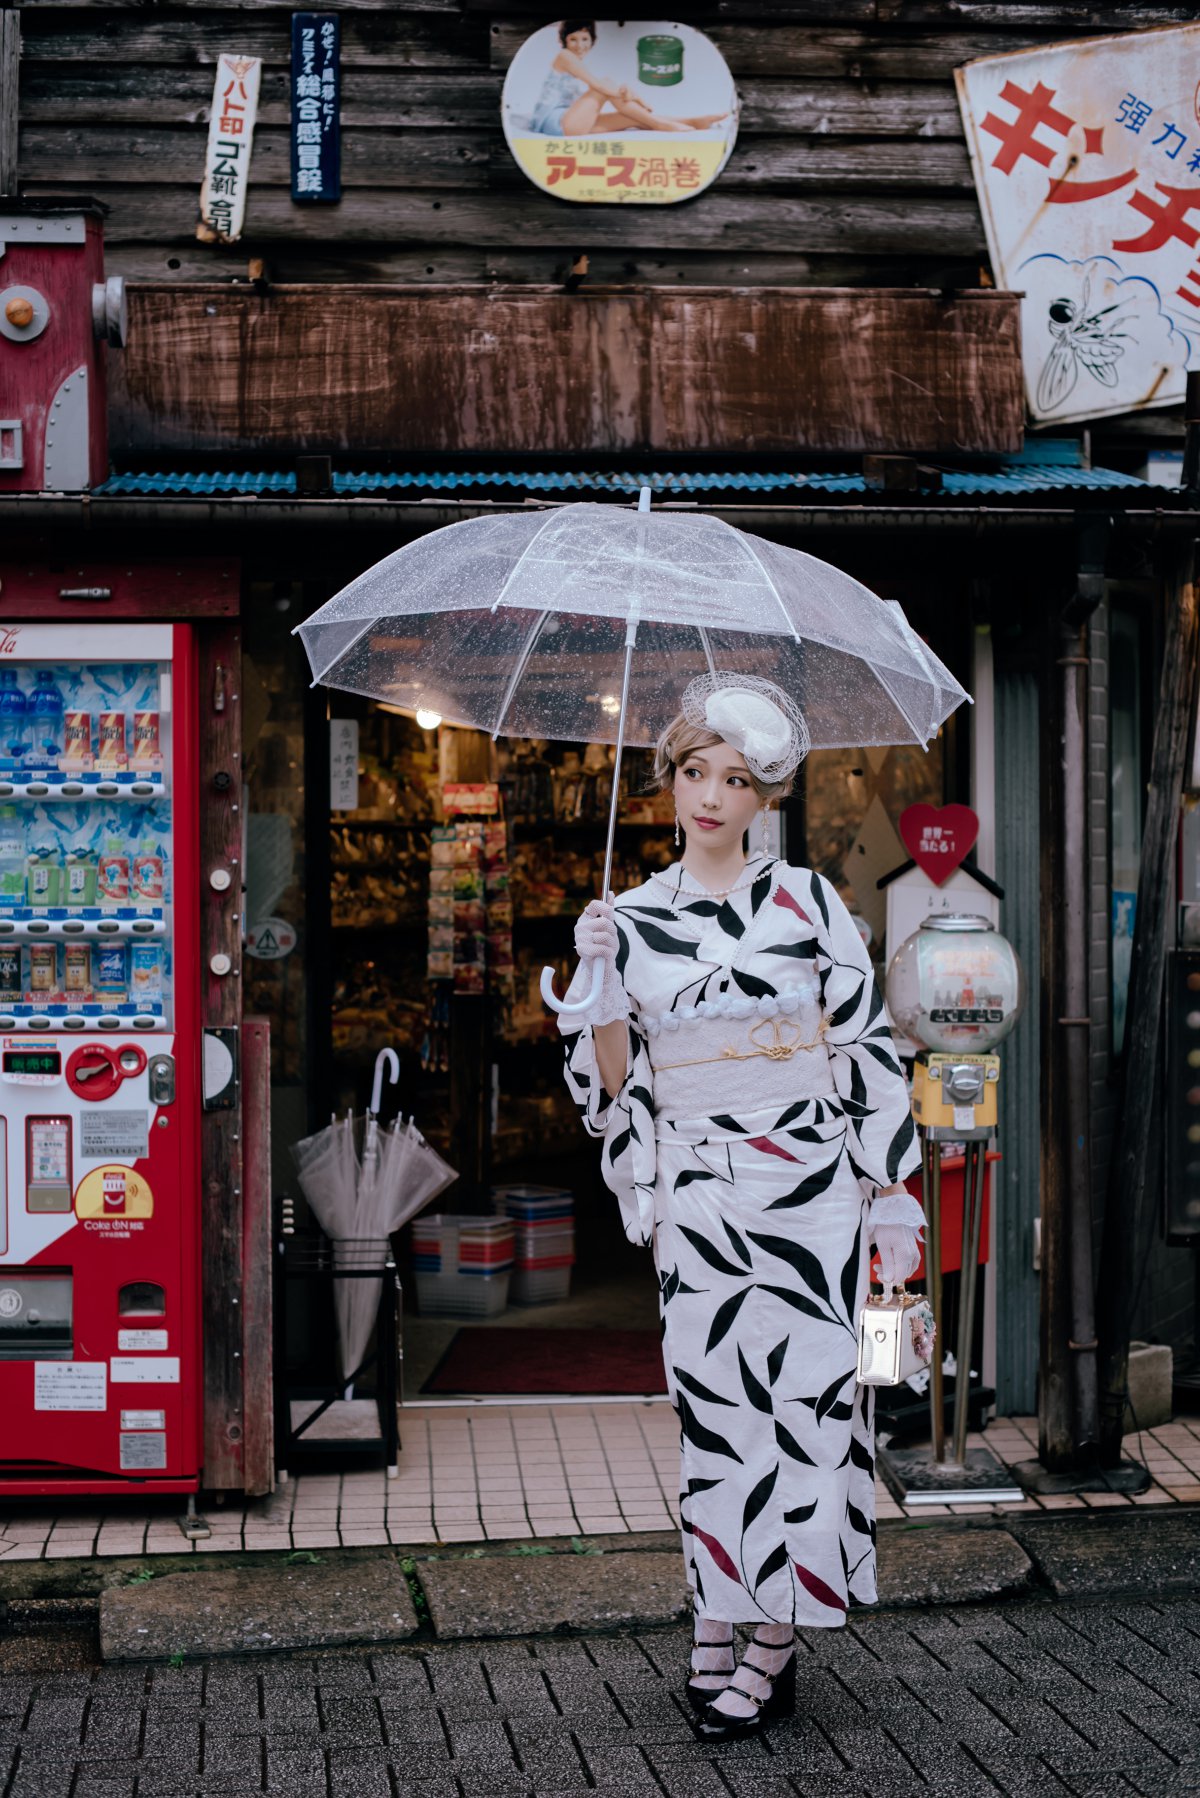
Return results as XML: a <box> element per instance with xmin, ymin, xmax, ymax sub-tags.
<box><xmin>541</xmin><ymin>488</ymin><xmax>648</xmax><ymax>1017</ymax></box>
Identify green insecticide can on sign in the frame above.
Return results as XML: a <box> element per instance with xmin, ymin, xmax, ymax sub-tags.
<box><xmin>637</xmin><ymin>34</ymin><xmax>683</xmax><ymax>86</ymax></box>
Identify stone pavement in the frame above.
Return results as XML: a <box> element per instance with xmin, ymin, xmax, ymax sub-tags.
<box><xmin>2</xmin><ymin>1590</ymin><xmax>1200</xmax><ymax>1797</ymax></box>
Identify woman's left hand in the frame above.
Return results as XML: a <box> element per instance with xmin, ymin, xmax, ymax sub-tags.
<box><xmin>873</xmin><ymin>1224</ymin><xmax>922</xmax><ymax>1289</ymax></box>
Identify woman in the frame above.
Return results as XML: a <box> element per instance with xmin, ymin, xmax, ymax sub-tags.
<box><xmin>561</xmin><ymin>673</ymin><xmax>924</xmax><ymax>1741</ymax></box>
<box><xmin>530</xmin><ymin>19</ymin><xmax>730</xmax><ymax>138</ymax></box>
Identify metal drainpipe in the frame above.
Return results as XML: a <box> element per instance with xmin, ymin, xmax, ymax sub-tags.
<box><xmin>1058</xmin><ymin>513</ymin><xmax>1109</xmax><ymax>1457</ymax></box>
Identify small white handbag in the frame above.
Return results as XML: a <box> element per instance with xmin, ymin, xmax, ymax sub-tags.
<box><xmin>856</xmin><ymin>1286</ymin><xmax>937</xmax><ymax>1387</ymax></box>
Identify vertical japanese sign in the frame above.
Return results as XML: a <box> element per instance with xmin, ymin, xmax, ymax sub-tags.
<box><xmin>291</xmin><ymin>12</ymin><xmax>341</xmax><ymax>204</ymax></box>
<box><xmin>329</xmin><ymin>719</ymin><xmax>359</xmax><ymax>812</ymax></box>
<box><xmin>501</xmin><ymin>19</ymin><xmax>737</xmax><ymax>205</ymax></box>
<box><xmin>197</xmin><ymin>53</ymin><xmax>261</xmax><ymax>244</ymax></box>
<box><xmin>957</xmin><ymin>27</ymin><xmax>1200</xmax><ymax>423</ymax></box>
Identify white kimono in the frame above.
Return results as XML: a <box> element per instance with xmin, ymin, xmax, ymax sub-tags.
<box><xmin>562</xmin><ymin>858</ymin><xmax>923</xmax><ymax>1626</ymax></box>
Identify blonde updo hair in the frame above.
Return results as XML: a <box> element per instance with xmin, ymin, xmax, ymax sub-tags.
<box><xmin>650</xmin><ymin>713</ymin><xmax>796</xmax><ymax>802</ymax></box>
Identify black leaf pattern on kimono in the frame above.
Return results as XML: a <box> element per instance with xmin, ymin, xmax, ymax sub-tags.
<box><xmin>850</xmin><ymin>1435</ymin><xmax>875</xmax><ymax>1477</ymax></box>
<box><xmin>721</xmin><ymin>1219</ymin><xmax>754</xmax><ymax>1267</ymax></box>
<box><xmin>761</xmin><ymin>938</ymin><xmax>821</xmax><ymax>959</ymax></box>
<box><xmin>678</xmin><ymin>1393</ymin><xmax>745</xmax><ymax>1463</ymax></box>
<box><xmin>674</xmin><ymin>1168</ymin><xmax>716</xmax><ymax>1192</ymax></box>
<box><xmin>810</xmin><ymin>877</ymin><xmax>830</xmax><ymax>929</ymax></box>
<box><xmin>675</xmin><ymin>1366</ymin><xmax>739</xmax><ymax>1408</ymax></box>
<box><xmin>705</xmin><ymin>1287</ymin><xmax>751</xmax><ymax>1355</ymax></box>
<box><xmin>815</xmin><ymin>1371</ymin><xmax>855</xmax><ymax>1425</ymax></box>
<box><xmin>760</xmin><ymin>1283</ymin><xmax>840</xmax><ymax>1330</ymax></box>
<box><xmin>629</xmin><ymin>917</ymin><xmax>700</xmax><ymax>958</ymax></box>
<box><xmin>688</xmin><ymin>1476</ymin><xmax>724</xmax><ymax>1495</ymax></box>
<box><xmin>784</xmin><ymin>1500</ymin><xmax>818</xmax><ymax>1525</ymax></box>
<box><xmin>731</xmin><ymin>968</ymin><xmax>774</xmax><ymax>999</ymax></box>
<box><xmin>753</xmin><ymin>1542</ymin><xmax>790</xmax><ymax>1592</ymax></box>
<box><xmin>775</xmin><ymin>1419</ymin><xmax>817</xmax><ymax>1465</ymax></box>
<box><xmin>741</xmin><ymin>1464</ymin><xmax>778</xmax><ymax>1535</ymax></box>
<box><xmin>840</xmin><ymin>1223</ymin><xmax>863</xmax><ymax>1325</ymax></box>
<box><xmin>846</xmin><ymin>1500</ymin><xmax>874</xmax><ymax>1543</ymax></box>
<box><xmin>826</xmin><ymin>982</ymin><xmax>866</xmax><ymax>1031</ymax></box>
<box><xmin>678</xmin><ymin>1225</ymin><xmax>748</xmax><ymax>1280</ymax></box>
<box><xmin>766</xmin><ymin>1337</ymin><xmax>789</xmax><ymax>1386</ymax></box>
<box><xmin>737</xmin><ymin>1347</ymin><xmax>773</xmax><ymax>1414</ymax></box>
<box><xmin>749</xmin><ymin>872</ymin><xmax>772</xmax><ymax>915</ymax></box>
<box><xmin>886</xmin><ymin>1111</ymin><xmax>917</xmax><ymax>1183</ymax></box>
<box><xmin>764</xmin><ymin>1154</ymin><xmax>843</xmax><ymax>1211</ymax></box>
<box><xmin>746</xmin><ymin>1232</ymin><xmax>833</xmax><ymax>1310</ymax></box>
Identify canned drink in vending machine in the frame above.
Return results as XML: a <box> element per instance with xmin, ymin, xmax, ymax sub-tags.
<box><xmin>92</xmin><ymin>942</ymin><xmax>127</xmax><ymax>1002</ymax></box>
<box><xmin>28</xmin><ymin>943</ymin><xmax>57</xmax><ymax>999</ymax></box>
<box><xmin>97</xmin><ymin>711</ymin><xmax>127</xmax><ymax>766</ymax></box>
<box><xmin>131</xmin><ymin>845</ymin><xmax>164</xmax><ymax>904</ymax></box>
<box><xmin>97</xmin><ymin>840</ymin><xmax>130</xmax><ymax>904</ymax></box>
<box><xmin>131</xmin><ymin>712</ymin><xmax>160</xmax><ymax>763</ymax></box>
<box><xmin>0</xmin><ymin>945</ymin><xmax>20</xmax><ymax>1004</ymax></box>
<box><xmin>64</xmin><ymin>942</ymin><xmax>91</xmax><ymax>999</ymax></box>
<box><xmin>130</xmin><ymin>941</ymin><xmax>163</xmax><ymax>1007</ymax></box>
<box><xmin>63</xmin><ymin>711</ymin><xmax>92</xmax><ymax>763</ymax></box>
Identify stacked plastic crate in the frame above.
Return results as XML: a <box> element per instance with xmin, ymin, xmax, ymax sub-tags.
<box><xmin>492</xmin><ymin>1184</ymin><xmax>575</xmax><ymax>1304</ymax></box>
<box><xmin>411</xmin><ymin>1213</ymin><xmax>514</xmax><ymax>1316</ymax></box>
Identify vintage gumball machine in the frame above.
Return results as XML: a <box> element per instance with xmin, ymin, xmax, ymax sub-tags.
<box><xmin>883</xmin><ymin>913</ymin><xmax>1025</xmax><ymax>1501</ymax></box>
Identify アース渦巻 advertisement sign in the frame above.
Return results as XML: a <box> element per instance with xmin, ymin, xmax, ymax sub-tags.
<box><xmin>502</xmin><ymin>19</ymin><xmax>738</xmax><ymax>205</ymax></box>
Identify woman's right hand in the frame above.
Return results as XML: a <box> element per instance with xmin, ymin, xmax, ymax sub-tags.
<box><xmin>574</xmin><ymin>896</ymin><xmax>620</xmax><ymax>968</ymax></box>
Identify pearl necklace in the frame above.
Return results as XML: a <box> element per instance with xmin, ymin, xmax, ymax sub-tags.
<box><xmin>650</xmin><ymin>857</ymin><xmax>773</xmax><ymax>904</ymax></box>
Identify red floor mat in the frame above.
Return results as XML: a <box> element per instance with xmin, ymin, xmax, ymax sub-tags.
<box><xmin>421</xmin><ymin>1326</ymin><xmax>669</xmax><ymax>1396</ymax></box>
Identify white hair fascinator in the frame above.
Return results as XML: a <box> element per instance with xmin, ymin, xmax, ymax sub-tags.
<box><xmin>681</xmin><ymin>671</ymin><xmax>810</xmax><ymax>783</ymax></box>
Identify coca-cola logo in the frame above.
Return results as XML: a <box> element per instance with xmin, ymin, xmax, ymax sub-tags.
<box><xmin>0</xmin><ymin>630</ymin><xmax>21</xmax><ymax>656</ymax></box>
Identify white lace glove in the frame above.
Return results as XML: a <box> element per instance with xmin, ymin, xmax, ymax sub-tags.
<box><xmin>873</xmin><ymin>1223</ymin><xmax>923</xmax><ymax>1290</ymax></box>
<box><xmin>572</xmin><ymin>896</ymin><xmax>629</xmax><ymax>1027</ymax></box>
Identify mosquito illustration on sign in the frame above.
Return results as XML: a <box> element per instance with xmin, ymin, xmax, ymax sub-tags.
<box><xmin>1035</xmin><ymin>271</ymin><xmax>1134</xmax><ymax>411</ymax></box>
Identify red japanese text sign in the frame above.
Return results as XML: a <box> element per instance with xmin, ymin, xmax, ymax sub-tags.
<box><xmin>957</xmin><ymin>27</ymin><xmax>1200</xmax><ymax>424</ymax></box>
<box><xmin>899</xmin><ymin>804</ymin><xmax>980</xmax><ymax>888</ymax></box>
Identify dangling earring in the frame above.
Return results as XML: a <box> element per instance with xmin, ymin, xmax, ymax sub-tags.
<box><xmin>674</xmin><ymin>811</ymin><xmax>681</xmax><ymax>848</ymax></box>
<box><xmin>761</xmin><ymin>806</ymin><xmax>770</xmax><ymax>857</ymax></box>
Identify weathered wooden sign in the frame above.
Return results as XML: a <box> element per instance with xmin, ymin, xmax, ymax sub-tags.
<box><xmin>957</xmin><ymin>25</ymin><xmax>1200</xmax><ymax>423</ymax></box>
<box><xmin>291</xmin><ymin>12</ymin><xmax>340</xmax><ymax>205</ymax></box>
<box><xmin>197</xmin><ymin>52</ymin><xmax>261</xmax><ymax>245</ymax></box>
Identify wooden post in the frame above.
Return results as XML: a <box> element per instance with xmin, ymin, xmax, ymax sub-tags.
<box><xmin>0</xmin><ymin>13</ymin><xmax>18</xmax><ymax>197</ymax></box>
<box><xmin>198</xmin><ymin>623</ymin><xmax>246</xmax><ymax>1490</ymax></box>
<box><xmin>445</xmin><ymin>727</ymin><xmax>491</xmax><ymax>1204</ymax></box>
<box><xmin>241</xmin><ymin>1016</ymin><xmax>273</xmax><ymax>1498</ymax></box>
<box><xmin>1095</xmin><ymin>544</ymin><xmax>1200</xmax><ymax>1465</ymax></box>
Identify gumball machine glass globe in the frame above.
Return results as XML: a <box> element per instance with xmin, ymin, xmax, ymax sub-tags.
<box><xmin>885</xmin><ymin>913</ymin><xmax>1025</xmax><ymax>1055</ymax></box>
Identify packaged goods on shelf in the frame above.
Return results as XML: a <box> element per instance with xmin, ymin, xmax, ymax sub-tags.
<box><xmin>491</xmin><ymin>1185</ymin><xmax>575</xmax><ymax>1305</ymax></box>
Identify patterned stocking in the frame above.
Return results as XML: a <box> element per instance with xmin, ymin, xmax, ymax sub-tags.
<box><xmin>689</xmin><ymin>1615</ymin><xmax>735</xmax><ymax>1696</ymax></box>
<box><xmin>707</xmin><ymin>1623</ymin><xmax>795</xmax><ymax>1719</ymax></box>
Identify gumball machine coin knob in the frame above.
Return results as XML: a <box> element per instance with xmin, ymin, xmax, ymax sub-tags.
<box><xmin>5</xmin><ymin>297</ymin><xmax>34</xmax><ymax>329</ymax></box>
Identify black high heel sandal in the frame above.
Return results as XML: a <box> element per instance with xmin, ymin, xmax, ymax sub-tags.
<box><xmin>692</xmin><ymin>1645</ymin><xmax>796</xmax><ymax>1741</ymax></box>
<box><xmin>685</xmin><ymin>1626</ymin><xmax>735</xmax><ymax>1712</ymax></box>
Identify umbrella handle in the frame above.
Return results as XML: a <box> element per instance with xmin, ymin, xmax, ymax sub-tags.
<box><xmin>540</xmin><ymin>958</ymin><xmax>605</xmax><ymax>1016</ymax></box>
<box><xmin>370</xmin><ymin>1046</ymin><xmax>400</xmax><ymax>1117</ymax></box>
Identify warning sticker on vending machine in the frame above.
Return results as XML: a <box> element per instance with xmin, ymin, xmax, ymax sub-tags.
<box><xmin>120</xmin><ymin>1409</ymin><xmax>166</xmax><ymax>1430</ymax></box>
<box><xmin>80</xmin><ymin>1112</ymin><xmax>149</xmax><ymax>1162</ymax></box>
<box><xmin>120</xmin><ymin>1432</ymin><xmax>167</xmax><ymax>1470</ymax></box>
<box><xmin>35</xmin><ymin>1362</ymin><xmax>106</xmax><ymax>1411</ymax></box>
<box><xmin>110</xmin><ymin>1356</ymin><xmax>179</xmax><ymax>1384</ymax></box>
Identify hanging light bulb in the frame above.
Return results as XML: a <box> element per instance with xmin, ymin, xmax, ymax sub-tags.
<box><xmin>415</xmin><ymin>708</ymin><xmax>442</xmax><ymax>730</ymax></box>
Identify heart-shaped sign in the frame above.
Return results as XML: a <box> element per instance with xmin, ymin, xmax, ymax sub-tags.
<box><xmin>899</xmin><ymin>804</ymin><xmax>979</xmax><ymax>888</ymax></box>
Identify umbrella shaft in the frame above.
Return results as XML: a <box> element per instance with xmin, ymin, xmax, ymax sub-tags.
<box><xmin>601</xmin><ymin>627</ymin><xmax>637</xmax><ymax>898</ymax></box>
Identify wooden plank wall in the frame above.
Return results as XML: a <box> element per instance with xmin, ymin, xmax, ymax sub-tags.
<box><xmin>110</xmin><ymin>285</ymin><xmax>1023</xmax><ymax>455</ymax></box>
<box><xmin>14</xmin><ymin>2</ymin><xmax>1196</xmax><ymax>289</ymax></box>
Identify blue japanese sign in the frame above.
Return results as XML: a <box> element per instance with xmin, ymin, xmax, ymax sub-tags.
<box><xmin>290</xmin><ymin>11</ymin><xmax>340</xmax><ymax>204</ymax></box>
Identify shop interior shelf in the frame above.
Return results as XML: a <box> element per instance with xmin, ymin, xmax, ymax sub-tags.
<box><xmin>0</xmin><ymin>775</ymin><xmax>167</xmax><ymax>801</ymax></box>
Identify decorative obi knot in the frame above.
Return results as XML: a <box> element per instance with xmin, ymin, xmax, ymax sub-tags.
<box><xmin>642</xmin><ymin>980</ymin><xmax>820</xmax><ymax>1038</ymax></box>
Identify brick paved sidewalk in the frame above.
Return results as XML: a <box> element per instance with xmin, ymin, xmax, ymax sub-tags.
<box><xmin>2</xmin><ymin>1591</ymin><xmax>1199</xmax><ymax>1797</ymax></box>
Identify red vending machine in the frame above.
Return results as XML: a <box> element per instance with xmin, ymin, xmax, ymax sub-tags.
<box><xmin>0</xmin><ymin>622</ymin><xmax>200</xmax><ymax>1494</ymax></box>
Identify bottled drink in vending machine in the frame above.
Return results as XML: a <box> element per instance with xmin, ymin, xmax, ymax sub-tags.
<box><xmin>0</xmin><ymin>808</ymin><xmax>24</xmax><ymax>906</ymax></box>
<box><xmin>29</xmin><ymin>670</ymin><xmax>64</xmax><ymax>763</ymax></box>
<box><xmin>132</xmin><ymin>841</ymin><xmax>164</xmax><ymax>904</ymax></box>
<box><xmin>0</xmin><ymin>670</ymin><xmax>29</xmax><ymax>763</ymax></box>
<box><xmin>92</xmin><ymin>943</ymin><xmax>127</xmax><ymax>1004</ymax></box>
<box><xmin>97</xmin><ymin>838</ymin><xmax>130</xmax><ymax>905</ymax></box>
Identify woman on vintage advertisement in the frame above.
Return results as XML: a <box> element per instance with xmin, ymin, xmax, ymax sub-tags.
<box><xmin>560</xmin><ymin>674</ymin><xmax>924</xmax><ymax>1740</ymax></box>
<box><xmin>528</xmin><ymin>19</ymin><xmax>730</xmax><ymax>137</ymax></box>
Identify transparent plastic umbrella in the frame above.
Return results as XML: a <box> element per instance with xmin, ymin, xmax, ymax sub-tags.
<box><xmin>291</xmin><ymin>1050</ymin><xmax>458</xmax><ymax>1385</ymax></box>
<box><xmin>296</xmin><ymin>490</ymin><xmax>969</xmax><ymax>1013</ymax></box>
